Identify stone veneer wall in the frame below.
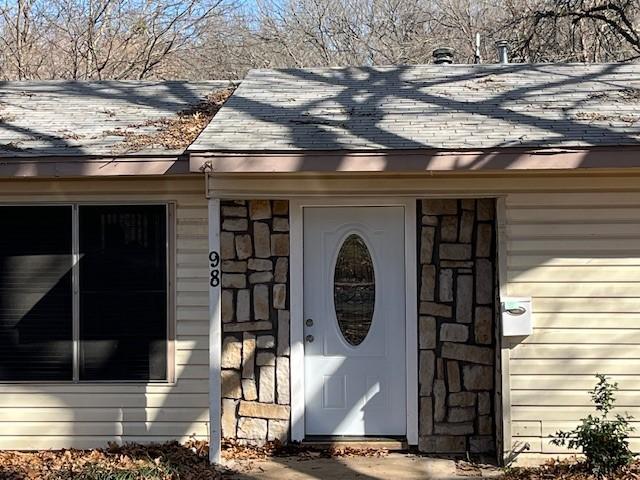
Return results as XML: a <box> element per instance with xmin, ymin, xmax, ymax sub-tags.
<box><xmin>417</xmin><ymin>198</ymin><xmax>497</xmax><ymax>455</ymax></box>
<box><xmin>219</xmin><ymin>200</ymin><xmax>291</xmax><ymax>444</ymax></box>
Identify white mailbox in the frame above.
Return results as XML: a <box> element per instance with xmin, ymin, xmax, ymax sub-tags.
<box><xmin>501</xmin><ymin>297</ymin><xmax>533</xmax><ymax>336</ymax></box>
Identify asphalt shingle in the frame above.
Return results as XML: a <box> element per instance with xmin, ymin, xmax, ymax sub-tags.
<box><xmin>0</xmin><ymin>80</ymin><xmax>232</xmax><ymax>157</ymax></box>
<box><xmin>190</xmin><ymin>63</ymin><xmax>640</xmax><ymax>152</ymax></box>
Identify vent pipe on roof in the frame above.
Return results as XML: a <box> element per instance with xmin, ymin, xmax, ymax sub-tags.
<box><xmin>495</xmin><ymin>40</ymin><xmax>509</xmax><ymax>64</ymax></box>
<box><xmin>433</xmin><ymin>47</ymin><xmax>454</xmax><ymax>65</ymax></box>
<box><xmin>474</xmin><ymin>33</ymin><xmax>482</xmax><ymax>64</ymax></box>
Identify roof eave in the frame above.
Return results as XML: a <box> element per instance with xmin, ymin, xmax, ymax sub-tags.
<box><xmin>189</xmin><ymin>145</ymin><xmax>640</xmax><ymax>174</ymax></box>
<box><xmin>0</xmin><ymin>153</ymin><xmax>192</xmax><ymax>178</ymax></box>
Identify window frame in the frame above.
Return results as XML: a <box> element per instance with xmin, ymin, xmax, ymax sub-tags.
<box><xmin>0</xmin><ymin>201</ymin><xmax>176</xmax><ymax>385</ymax></box>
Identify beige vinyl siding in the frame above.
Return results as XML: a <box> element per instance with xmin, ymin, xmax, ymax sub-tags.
<box><xmin>506</xmin><ymin>191</ymin><xmax>640</xmax><ymax>463</ymax></box>
<box><xmin>0</xmin><ymin>176</ymin><xmax>209</xmax><ymax>450</ymax></box>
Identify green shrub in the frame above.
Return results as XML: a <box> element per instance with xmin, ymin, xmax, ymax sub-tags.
<box><xmin>550</xmin><ymin>374</ymin><xmax>635</xmax><ymax>476</ymax></box>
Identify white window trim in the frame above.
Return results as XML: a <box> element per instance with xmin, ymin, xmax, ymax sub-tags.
<box><xmin>289</xmin><ymin>197</ymin><xmax>419</xmax><ymax>445</ymax></box>
<box><xmin>0</xmin><ymin>201</ymin><xmax>175</xmax><ymax>385</ymax></box>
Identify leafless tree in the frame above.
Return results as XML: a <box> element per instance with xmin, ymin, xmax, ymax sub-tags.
<box><xmin>0</xmin><ymin>0</ymin><xmax>233</xmax><ymax>80</ymax></box>
<box><xmin>0</xmin><ymin>0</ymin><xmax>637</xmax><ymax>81</ymax></box>
<box><xmin>493</xmin><ymin>0</ymin><xmax>640</xmax><ymax>62</ymax></box>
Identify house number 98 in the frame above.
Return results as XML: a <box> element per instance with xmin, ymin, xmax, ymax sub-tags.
<box><xmin>209</xmin><ymin>251</ymin><xmax>220</xmax><ymax>287</ymax></box>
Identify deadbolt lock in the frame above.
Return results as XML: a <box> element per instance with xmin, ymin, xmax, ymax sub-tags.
<box><xmin>305</xmin><ymin>334</ymin><xmax>314</xmax><ymax>343</ymax></box>
<box><xmin>305</xmin><ymin>318</ymin><xmax>313</xmax><ymax>327</ymax></box>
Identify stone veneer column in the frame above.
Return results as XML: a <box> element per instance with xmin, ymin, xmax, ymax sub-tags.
<box><xmin>417</xmin><ymin>199</ymin><xmax>497</xmax><ymax>455</ymax></box>
<box><xmin>219</xmin><ymin>200</ymin><xmax>291</xmax><ymax>444</ymax></box>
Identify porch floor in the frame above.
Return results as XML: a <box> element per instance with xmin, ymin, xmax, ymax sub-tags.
<box><xmin>223</xmin><ymin>453</ymin><xmax>502</xmax><ymax>479</ymax></box>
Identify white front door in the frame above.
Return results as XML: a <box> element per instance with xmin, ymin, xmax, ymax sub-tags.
<box><xmin>303</xmin><ymin>206</ymin><xmax>406</xmax><ymax>436</ymax></box>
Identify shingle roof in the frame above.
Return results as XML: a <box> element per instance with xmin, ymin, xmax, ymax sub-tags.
<box><xmin>190</xmin><ymin>63</ymin><xmax>640</xmax><ymax>152</ymax></box>
<box><xmin>0</xmin><ymin>80</ymin><xmax>232</xmax><ymax>157</ymax></box>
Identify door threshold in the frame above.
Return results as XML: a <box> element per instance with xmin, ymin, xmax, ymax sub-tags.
<box><xmin>302</xmin><ymin>436</ymin><xmax>407</xmax><ymax>451</ymax></box>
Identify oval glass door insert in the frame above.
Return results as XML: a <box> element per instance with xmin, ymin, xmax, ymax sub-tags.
<box><xmin>333</xmin><ymin>234</ymin><xmax>375</xmax><ymax>346</ymax></box>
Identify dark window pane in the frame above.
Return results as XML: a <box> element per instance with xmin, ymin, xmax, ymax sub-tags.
<box><xmin>333</xmin><ymin>234</ymin><xmax>375</xmax><ymax>346</ymax></box>
<box><xmin>79</xmin><ymin>205</ymin><xmax>167</xmax><ymax>381</ymax></box>
<box><xmin>0</xmin><ymin>206</ymin><xmax>73</xmax><ymax>381</ymax></box>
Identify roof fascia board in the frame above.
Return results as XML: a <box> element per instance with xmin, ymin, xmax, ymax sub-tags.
<box><xmin>0</xmin><ymin>155</ymin><xmax>190</xmax><ymax>177</ymax></box>
<box><xmin>189</xmin><ymin>146</ymin><xmax>640</xmax><ymax>173</ymax></box>
<box><xmin>207</xmin><ymin>168</ymin><xmax>640</xmax><ymax>198</ymax></box>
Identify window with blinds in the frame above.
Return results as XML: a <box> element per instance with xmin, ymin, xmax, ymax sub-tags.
<box><xmin>79</xmin><ymin>205</ymin><xmax>167</xmax><ymax>381</ymax></box>
<box><xmin>0</xmin><ymin>204</ymin><xmax>168</xmax><ymax>382</ymax></box>
<box><xmin>0</xmin><ymin>206</ymin><xmax>73</xmax><ymax>381</ymax></box>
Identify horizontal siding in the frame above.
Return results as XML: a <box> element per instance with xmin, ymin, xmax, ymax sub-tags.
<box><xmin>0</xmin><ymin>176</ymin><xmax>209</xmax><ymax>449</ymax></box>
<box><xmin>0</xmin><ymin>422</ymin><xmax>208</xmax><ymax>437</ymax></box>
<box><xmin>507</xmin><ymin>190</ymin><xmax>640</xmax><ymax>458</ymax></box>
<box><xmin>0</xmin><ymin>435</ymin><xmax>204</xmax><ymax>450</ymax></box>
<box><xmin>511</xmin><ymin>375</ymin><xmax>640</xmax><ymax>390</ymax></box>
<box><xmin>509</xmin><ymin>267</ymin><xmax>640</xmax><ymax>282</ymax></box>
<box><xmin>510</xmin><ymin>359</ymin><xmax>640</xmax><ymax>375</ymax></box>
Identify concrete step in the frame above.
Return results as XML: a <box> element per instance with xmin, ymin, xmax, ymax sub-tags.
<box><xmin>302</xmin><ymin>436</ymin><xmax>408</xmax><ymax>451</ymax></box>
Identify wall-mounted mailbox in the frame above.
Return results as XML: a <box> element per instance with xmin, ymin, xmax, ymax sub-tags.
<box><xmin>501</xmin><ymin>297</ymin><xmax>533</xmax><ymax>336</ymax></box>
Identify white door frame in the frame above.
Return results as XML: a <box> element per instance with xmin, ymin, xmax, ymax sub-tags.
<box><xmin>289</xmin><ymin>197</ymin><xmax>418</xmax><ymax>445</ymax></box>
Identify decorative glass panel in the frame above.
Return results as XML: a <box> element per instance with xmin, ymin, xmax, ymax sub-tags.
<box><xmin>333</xmin><ymin>234</ymin><xmax>375</xmax><ymax>346</ymax></box>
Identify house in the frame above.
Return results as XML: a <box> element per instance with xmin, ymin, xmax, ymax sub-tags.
<box><xmin>0</xmin><ymin>63</ymin><xmax>639</xmax><ymax>467</ymax></box>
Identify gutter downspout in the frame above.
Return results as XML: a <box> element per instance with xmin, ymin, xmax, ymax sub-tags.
<box><xmin>202</xmin><ymin>160</ymin><xmax>213</xmax><ymax>200</ymax></box>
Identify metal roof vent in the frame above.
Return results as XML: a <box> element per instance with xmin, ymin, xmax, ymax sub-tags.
<box><xmin>433</xmin><ymin>47</ymin><xmax>454</xmax><ymax>65</ymax></box>
<box><xmin>496</xmin><ymin>40</ymin><xmax>509</xmax><ymax>64</ymax></box>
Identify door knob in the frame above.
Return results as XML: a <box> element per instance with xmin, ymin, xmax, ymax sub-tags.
<box><xmin>305</xmin><ymin>318</ymin><xmax>313</xmax><ymax>327</ymax></box>
<box><xmin>305</xmin><ymin>334</ymin><xmax>314</xmax><ymax>343</ymax></box>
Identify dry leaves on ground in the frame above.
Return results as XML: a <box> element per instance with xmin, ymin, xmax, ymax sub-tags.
<box><xmin>0</xmin><ymin>440</ymin><xmax>222</xmax><ymax>480</ymax></box>
<box><xmin>323</xmin><ymin>446</ymin><xmax>389</xmax><ymax>458</ymax></box>
<box><xmin>456</xmin><ymin>460</ymin><xmax>484</xmax><ymax>477</ymax></box>
<box><xmin>504</xmin><ymin>458</ymin><xmax>640</xmax><ymax>480</ymax></box>
<box><xmin>456</xmin><ymin>460</ymin><xmax>503</xmax><ymax>478</ymax></box>
<box><xmin>221</xmin><ymin>439</ymin><xmax>303</xmax><ymax>461</ymax></box>
<box><xmin>0</xmin><ymin>439</ymin><xmax>393</xmax><ymax>479</ymax></box>
<box><xmin>222</xmin><ymin>438</ymin><xmax>389</xmax><ymax>461</ymax></box>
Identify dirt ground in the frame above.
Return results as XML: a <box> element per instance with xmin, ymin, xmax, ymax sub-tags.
<box><xmin>223</xmin><ymin>453</ymin><xmax>503</xmax><ymax>480</ymax></box>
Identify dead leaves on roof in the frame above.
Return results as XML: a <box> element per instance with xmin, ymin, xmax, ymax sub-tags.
<box><xmin>574</xmin><ymin>111</ymin><xmax>639</xmax><ymax>123</ymax></box>
<box><xmin>461</xmin><ymin>75</ymin><xmax>509</xmax><ymax>92</ymax></box>
<box><xmin>587</xmin><ymin>87</ymin><xmax>640</xmax><ymax>104</ymax></box>
<box><xmin>108</xmin><ymin>87</ymin><xmax>234</xmax><ymax>154</ymax></box>
<box><xmin>574</xmin><ymin>87</ymin><xmax>640</xmax><ymax>124</ymax></box>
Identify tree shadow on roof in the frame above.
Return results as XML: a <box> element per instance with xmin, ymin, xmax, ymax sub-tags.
<box><xmin>208</xmin><ymin>62</ymin><xmax>640</xmax><ymax>172</ymax></box>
